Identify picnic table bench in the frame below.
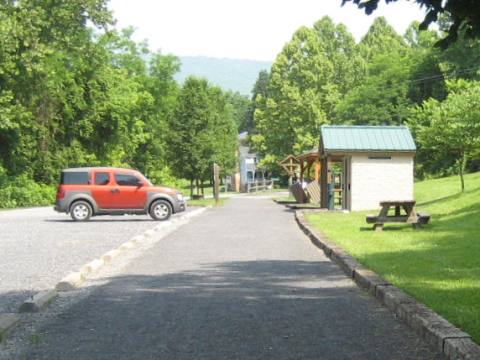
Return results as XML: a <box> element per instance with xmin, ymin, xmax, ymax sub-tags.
<box><xmin>366</xmin><ymin>200</ymin><xmax>430</xmax><ymax>231</ymax></box>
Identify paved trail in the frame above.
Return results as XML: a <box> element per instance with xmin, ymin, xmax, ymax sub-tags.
<box><xmin>2</xmin><ymin>198</ymin><xmax>440</xmax><ymax>359</ymax></box>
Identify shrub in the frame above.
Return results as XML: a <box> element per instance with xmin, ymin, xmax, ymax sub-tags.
<box><xmin>0</xmin><ymin>175</ymin><xmax>56</xmax><ymax>209</ymax></box>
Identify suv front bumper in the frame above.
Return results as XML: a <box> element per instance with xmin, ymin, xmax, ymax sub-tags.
<box><xmin>174</xmin><ymin>199</ymin><xmax>187</xmax><ymax>213</ymax></box>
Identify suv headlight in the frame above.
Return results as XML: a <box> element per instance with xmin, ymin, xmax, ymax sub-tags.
<box><xmin>176</xmin><ymin>193</ymin><xmax>184</xmax><ymax>201</ymax></box>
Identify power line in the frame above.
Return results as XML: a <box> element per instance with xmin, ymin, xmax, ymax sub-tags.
<box><xmin>408</xmin><ymin>67</ymin><xmax>479</xmax><ymax>85</ymax></box>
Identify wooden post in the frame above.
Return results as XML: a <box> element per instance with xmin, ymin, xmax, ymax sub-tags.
<box><xmin>300</xmin><ymin>160</ymin><xmax>304</xmax><ymax>183</ymax></box>
<box><xmin>315</xmin><ymin>160</ymin><xmax>321</xmax><ymax>182</ymax></box>
<box><xmin>320</xmin><ymin>156</ymin><xmax>328</xmax><ymax>208</ymax></box>
<box><xmin>213</xmin><ymin>163</ymin><xmax>220</xmax><ymax>205</ymax></box>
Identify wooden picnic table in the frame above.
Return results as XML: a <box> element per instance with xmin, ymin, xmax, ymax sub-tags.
<box><xmin>366</xmin><ymin>200</ymin><xmax>429</xmax><ymax>231</ymax></box>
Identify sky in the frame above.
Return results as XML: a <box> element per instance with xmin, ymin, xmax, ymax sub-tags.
<box><xmin>109</xmin><ymin>0</ymin><xmax>427</xmax><ymax>61</ymax></box>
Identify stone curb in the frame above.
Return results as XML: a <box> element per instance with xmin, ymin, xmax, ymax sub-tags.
<box><xmin>294</xmin><ymin>209</ymin><xmax>480</xmax><ymax>360</ymax></box>
<box><xmin>19</xmin><ymin>290</ymin><xmax>58</xmax><ymax>313</ymax></box>
<box><xmin>118</xmin><ymin>240</ymin><xmax>138</xmax><ymax>251</ymax></box>
<box><xmin>56</xmin><ymin>272</ymin><xmax>85</xmax><ymax>291</ymax></box>
<box><xmin>54</xmin><ymin>207</ymin><xmax>207</xmax><ymax>294</ymax></box>
<box><xmin>80</xmin><ymin>259</ymin><xmax>105</xmax><ymax>276</ymax></box>
<box><xmin>101</xmin><ymin>249</ymin><xmax>122</xmax><ymax>263</ymax></box>
<box><xmin>0</xmin><ymin>313</ymin><xmax>19</xmax><ymax>342</ymax></box>
<box><xmin>131</xmin><ymin>235</ymin><xmax>145</xmax><ymax>243</ymax></box>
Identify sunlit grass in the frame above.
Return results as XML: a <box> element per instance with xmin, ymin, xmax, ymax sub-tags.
<box><xmin>305</xmin><ymin>172</ymin><xmax>480</xmax><ymax>342</ymax></box>
<box><xmin>187</xmin><ymin>198</ymin><xmax>226</xmax><ymax>207</ymax></box>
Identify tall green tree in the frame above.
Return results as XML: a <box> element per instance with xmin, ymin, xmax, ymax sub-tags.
<box><xmin>246</xmin><ymin>70</ymin><xmax>269</xmax><ymax>133</ymax></box>
<box><xmin>409</xmin><ymin>80</ymin><xmax>480</xmax><ymax>191</ymax></box>
<box><xmin>336</xmin><ymin>18</ymin><xmax>412</xmax><ymax>125</ymax></box>
<box><xmin>359</xmin><ymin>17</ymin><xmax>407</xmax><ymax>61</ymax></box>
<box><xmin>224</xmin><ymin>91</ymin><xmax>251</xmax><ymax>133</ymax></box>
<box><xmin>169</xmin><ymin>77</ymin><xmax>237</xmax><ymax>196</ymax></box>
<box><xmin>404</xmin><ymin>22</ymin><xmax>447</xmax><ymax>104</ymax></box>
<box><xmin>336</xmin><ymin>54</ymin><xmax>413</xmax><ymax>125</ymax></box>
<box><xmin>0</xmin><ymin>1</ymin><xmax>182</xmax><ymax>187</ymax></box>
<box><xmin>0</xmin><ymin>0</ymin><xmax>114</xmax><ymax>182</ymax></box>
<box><xmin>252</xmin><ymin>17</ymin><xmax>364</xmax><ymax>167</ymax></box>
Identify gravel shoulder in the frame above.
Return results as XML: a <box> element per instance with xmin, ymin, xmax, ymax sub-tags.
<box><xmin>0</xmin><ymin>206</ymin><xmax>193</xmax><ymax>313</ymax></box>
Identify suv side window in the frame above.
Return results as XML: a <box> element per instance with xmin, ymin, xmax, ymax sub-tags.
<box><xmin>61</xmin><ymin>171</ymin><xmax>90</xmax><ymax>185</ymax></box>
<box><xmin>95</xmin><ymin>172</ymin><xmax>110</xmax><ymax>185</ymax></box>
<box><xmin>115</xmin><ymin>173</ymin><xmax>140</xmax><ymax>186</ymax></box>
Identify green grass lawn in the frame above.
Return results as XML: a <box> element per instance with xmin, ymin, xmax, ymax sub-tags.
<box><xmin>305</xmin><ymin>172</ymin><xmax>480</xmax><ymax>342</ymax></box>
<box><xmin>187</xmin><ymin>198</ymin><xmax>226</xmax><ymax>207</ymax></box>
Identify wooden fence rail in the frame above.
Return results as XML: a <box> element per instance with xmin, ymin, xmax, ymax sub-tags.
<box><xmin>246</xmin><ymin>179</ymin><xmax>274</xmax><ymax>193</ymax></box>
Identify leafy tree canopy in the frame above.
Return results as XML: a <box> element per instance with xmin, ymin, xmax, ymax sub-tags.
<box><xmin>409</xmin><ymin>80</ymin><xmax>480</xmax><ymax>190</ymax></box>
<box><xmin>252</xmin><ymin>17</ymin><xmax>365</xmax><ymax>166</ymax></box>
<box><xmin>342</xmin><ymin>0</ymin><xmax>480</xmax><ymax>48</ymax></box>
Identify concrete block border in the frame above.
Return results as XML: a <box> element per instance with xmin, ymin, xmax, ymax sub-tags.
<box><xmin>19</xmin><ymin>290</ymin><xmax>58</xmax><ymax>313</ymax></box>
<box><xmin>56</xmin><ymin>272</ymin><xmax>85</xmax><ymax>291</ymax></box>
<box><xmin>0</xmin><ymin>313</ymin><xmax>19</xmax><ymax>342</ymax></box>
<box><xmin>53</xmin><ymin>206</ymin><xmax>207</xmax><ymax>293</ymax></box>
<box><xmin>294</xmin><ymin>209</ymin><xmax>480</xmax><ymax>360</ymax></box>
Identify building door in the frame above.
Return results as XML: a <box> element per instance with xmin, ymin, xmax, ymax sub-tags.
<box><xmin>343</xmin><ymin>157</ymin><xmax>352</xmax><ymax>211</ymax></box>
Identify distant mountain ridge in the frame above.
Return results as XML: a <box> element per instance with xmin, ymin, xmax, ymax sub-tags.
<box><xmin>175</xmin><ymin>56</ymin><xmax>272</xmax><ymax>96</ymax></box>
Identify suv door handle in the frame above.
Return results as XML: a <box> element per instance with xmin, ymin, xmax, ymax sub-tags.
<box><xmin>111</xmin><ymin>188</ymin><xmax>120</xmax><ymax>194</ymax></box>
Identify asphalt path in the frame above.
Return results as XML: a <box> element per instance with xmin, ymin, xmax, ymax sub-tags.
<box><xmin>1</xmin><ymin>198</ymin><xmax>440</xmax><ymax>359</ymax></box>
<box><xmin>0</xmin><ymin>206</ymin><xmax>190</xmax><ymax>314</ymax></box>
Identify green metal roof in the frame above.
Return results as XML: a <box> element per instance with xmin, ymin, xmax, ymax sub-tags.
<box><xmin>321</xmin><ymin>125</ymin><xmax>416</xmax><ymax>152</ymax></box>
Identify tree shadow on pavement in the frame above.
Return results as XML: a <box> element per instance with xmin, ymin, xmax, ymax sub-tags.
<box><xmin>9</xmin><ymin>260</ymin><xmax>440</xmax><ymax>360</ymax></box>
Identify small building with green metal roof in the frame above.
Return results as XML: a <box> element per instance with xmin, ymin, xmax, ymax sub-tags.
<box><xmin>320</xmin><ymin>125</ymin><xmax>416</xmax><ymax>211</ymax></box>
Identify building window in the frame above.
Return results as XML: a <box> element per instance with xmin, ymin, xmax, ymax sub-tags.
<box><xmin>368</xmin><ymin>156</ymin><xmax>392</xmax><ymax>160</ymax></box>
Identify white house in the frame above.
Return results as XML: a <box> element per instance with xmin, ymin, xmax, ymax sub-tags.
<box><xmin>236</xmin><ymin>132</ymin><xmax>263</xmax><ymax>192</ymax></box>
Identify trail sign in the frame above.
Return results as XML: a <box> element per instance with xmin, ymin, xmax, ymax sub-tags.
<box><xmin>279</xmin><ymin>155</ymin><xmax>299</xmax><ymax>176</ymax></box>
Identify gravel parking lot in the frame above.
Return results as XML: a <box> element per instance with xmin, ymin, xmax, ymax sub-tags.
<box><xmin>0</xmin><ymin>206</ymin><xmax>189</xmax><ymax>313</ymax></box>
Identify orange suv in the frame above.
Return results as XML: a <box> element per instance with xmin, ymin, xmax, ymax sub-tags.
<box><xmin>54</xmin><ymin>167</ymin><xmax>186</xmax><ymax>221</ymax></box>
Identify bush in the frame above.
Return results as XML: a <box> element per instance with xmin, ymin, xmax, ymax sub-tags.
<box><xmin>146</xmin><ymin>167</ymin><xmax>189</xmax><ymax>189</ymax></box>
<box><xmin>0</xmin><ymin>175</ymin><xmax>56</xmax><ymax>209</ymax></box>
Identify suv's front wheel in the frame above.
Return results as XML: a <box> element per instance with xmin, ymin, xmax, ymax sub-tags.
<box><xmin>70</xmin><ymin>200</ymin><xmax>93</xmax><ymax>221</ymax></box>
<box><xmin>149</xmin><ymin>200</ymin><xmax>172</xmax><ymax>221</ymax></box>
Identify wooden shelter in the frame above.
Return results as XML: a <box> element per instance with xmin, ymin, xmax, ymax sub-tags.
<box><xmin>297</xmin><ymin>149</ymin><xmax>321</xmax><ymax>183</ymax></box>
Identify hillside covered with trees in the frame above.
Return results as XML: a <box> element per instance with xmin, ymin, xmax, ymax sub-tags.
<box><xmin>176</xmin><ymin>56</ymin><xmax>272</xmax><ymax>95</ymax></box>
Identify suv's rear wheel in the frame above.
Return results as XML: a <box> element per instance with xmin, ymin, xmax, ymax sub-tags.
<box><xmin>70</xmin><ymin>200</ymin><xmax>92</xmax><ymax>221</ymax></box>
<box><xmin>149</xmin><ymin>200</ymin><xmax>172</xmax><ymax>221</ymax></box>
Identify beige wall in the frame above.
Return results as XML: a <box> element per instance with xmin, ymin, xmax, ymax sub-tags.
<box><xmin>350</xmin><ymin>155</ymin><xmax>414</xmax><ymax>211</ymax></box>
